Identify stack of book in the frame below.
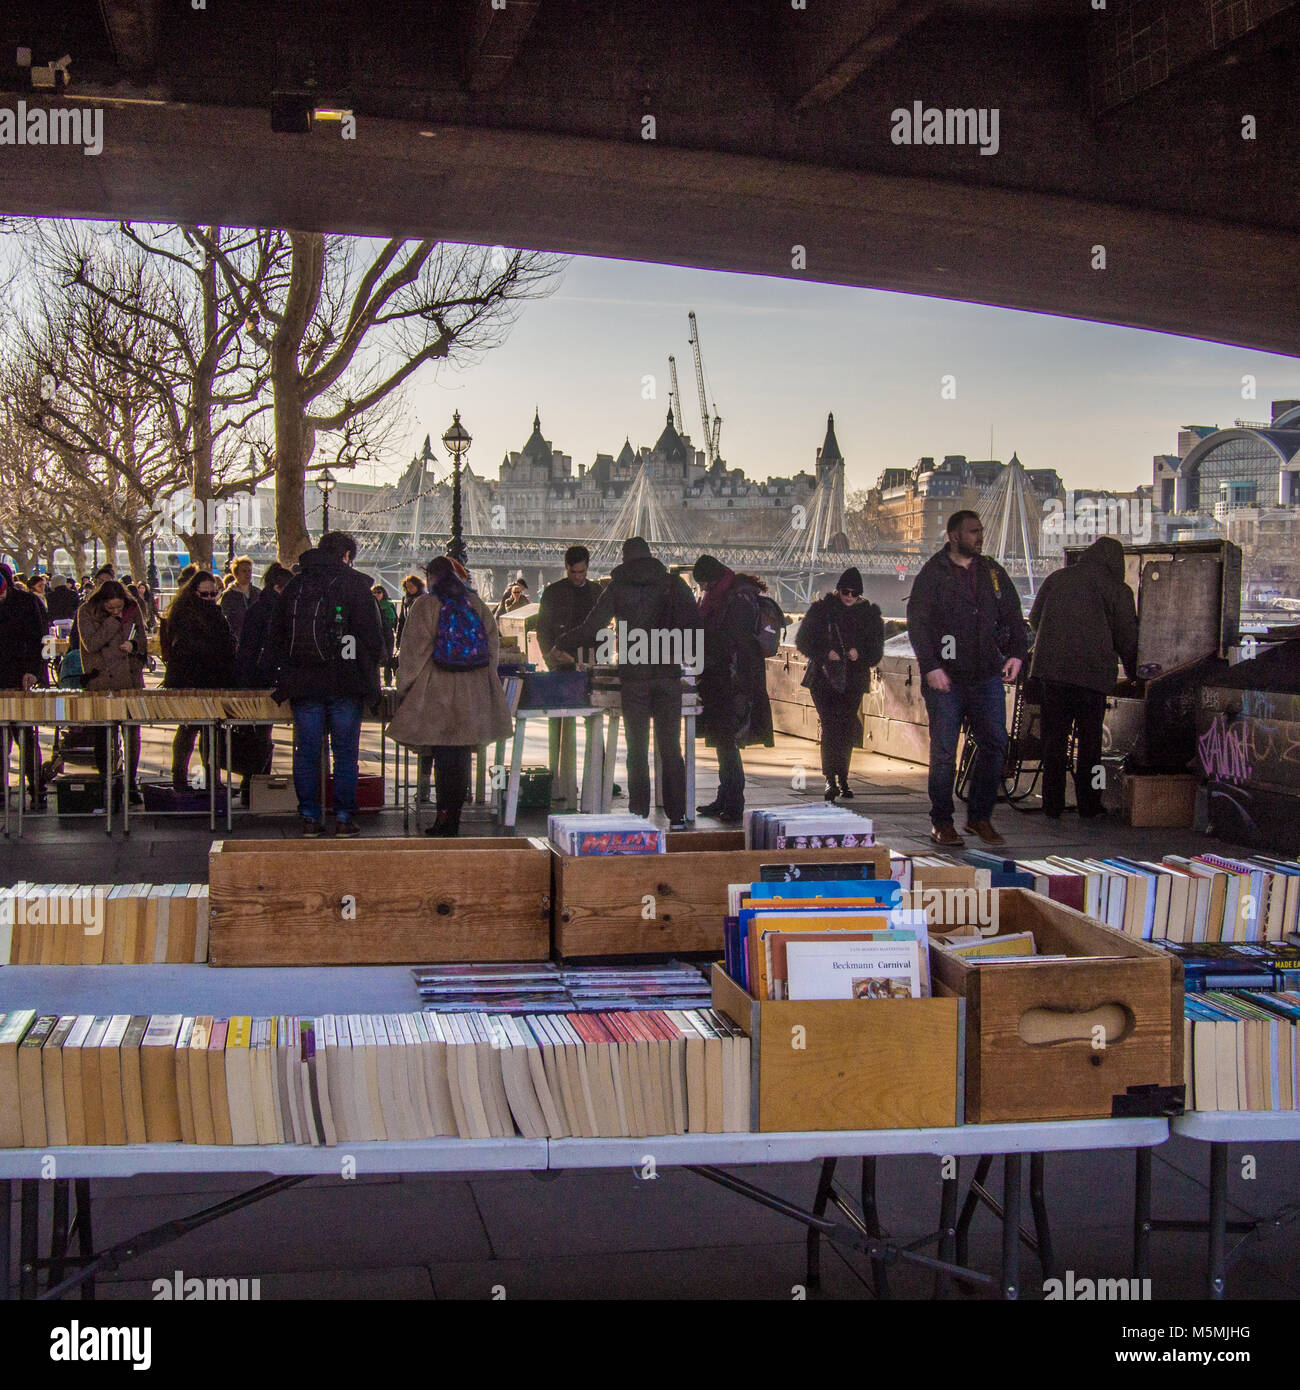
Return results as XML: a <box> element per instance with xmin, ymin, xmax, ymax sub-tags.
<box><xmin>547</xmin><ymin>814</ymin><xmax>665</xmax><ymax>856</ymax></box>
<box><xmin>723</xmin><ymin>874</ymin><xmax>931</xmax><ymax>1001</ymax></box>
<box><xmin>1</xmin><ymin>883</ymin><xmax>209</xmax><ymax>965</ymax></box>
<box><xmin>412</xmin><ymin>961</ymin><xmax>712</xmax><ymax>1013</ymax></box>
<box><xmin>743</xmin><ymin>805</ymin><xmax>874</xmax><ymax>850</ymax></box>
<box><xmin>0</xmin><ymin>690</ymin><xmax>125</xmax><ymax>722</ymax></box>
<box><xmin>0</xmin><ymin>1006</ymin><xmax>750</xmax><ymax>1146</ymax></box>
<box><xmin>1184</xmin><ymin>990</ymin><xmax>1300</xmax><ymax>1111</ymax></box>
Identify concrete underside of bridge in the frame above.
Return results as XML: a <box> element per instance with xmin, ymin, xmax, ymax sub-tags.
<box><xmin>2</xmin><ymin>0</ymin><xmax>1299</xmax><ymax>354</ymax></box>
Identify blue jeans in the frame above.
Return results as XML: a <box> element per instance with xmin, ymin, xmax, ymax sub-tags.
<box><xmin>292</xmin><ymin>697</ymin><xmax>363</xmax><ymax>821</ymax></box>
<box><xmin>922</xmin><ymin>675</ymin><xmax>1008</xmax><ymax>825</ymax></box>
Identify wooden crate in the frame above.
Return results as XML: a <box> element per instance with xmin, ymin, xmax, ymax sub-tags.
<box><xmin>208</xmin><ymin>837</ymin><xmax>551</xmax><ymax>966</ymax></box>
<box><xmin>929</xmin><ymin>889</ymin><xmax>1183</xmax><ymax>1124</ymax></box>
<box><xmin>713</xmin><ymin>966</ymin><xmax>962</xmax><ymax>1131</ymax></box>
<box><xmin>553</xmin><ymin>832</ymin><xmax>891</xmax><ymax>957</ymax></box>
<box><xmin>1123</xmin><ymin>773</ymin><xmax>1198</xmax><ymax>828</ymax></box>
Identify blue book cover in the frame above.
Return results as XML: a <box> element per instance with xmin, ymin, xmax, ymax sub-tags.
<box><xmin>744</xmin><ymin>880</ymin><xmax>901</xmax><ymax>905</ymax></box>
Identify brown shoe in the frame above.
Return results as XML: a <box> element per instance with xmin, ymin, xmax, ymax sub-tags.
<box><xmin>963</xmin><ymin>820</ymin><xmax>1005</xmax><ymax>846</ymax></box>
<box><xmin>930</xmin><ymin>823</ymin><xmax>965</xmax><ymax>847</ymax></box>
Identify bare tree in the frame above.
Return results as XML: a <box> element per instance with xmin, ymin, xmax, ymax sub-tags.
<box><xmin>32</xmin><ymin>221</ymin><xmax>281</xmax><ymax>567</ymax></box>
<box><xmin>199</xmin><ymin>233</ymin><xmax>566</xmax><ymax>562</ymax></box>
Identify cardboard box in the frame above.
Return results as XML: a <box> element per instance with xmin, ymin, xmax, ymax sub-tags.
<box><xmin>929</xmin><ymin>889</ymin><xmax>1183</xmax><ymax>1123</ymax></box>
<box><xmin>712</xmin><ymin>965</ymin><xmax>962</xmax><ymax>1131</ymax></box>
<box><xmin>553</xmin><ymin>831</ymin><xmax>891</xmax><ymax>957</ymax></box>
<box><xmin>208</xmin><ymin>837</ymin><xmax>552</xmax><ymax>965</ymax></box>
<box><xmin>1123</xmin><ymin>773</ymin><xmax>1198</xmax><ymax>828</ymax></box>
<box><xmin>247</xmin><ymin>774</ymin><xmax>299</xmax><ymax>814</ymax></box>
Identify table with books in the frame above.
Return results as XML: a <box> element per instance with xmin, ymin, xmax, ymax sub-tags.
<box><xmin>1</xmin><ymin>691</ymin><xmax>122</xmax><ymax>837</ymax></box>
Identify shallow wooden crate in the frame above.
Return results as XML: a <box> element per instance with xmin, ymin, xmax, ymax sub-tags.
<box><xmin>553</xmin><ymin>832</ymin><xmax>891</xmax><ymax>957</ymax></box>
<box><xmin>208</xmin><ymin>837</ymin><xmax>551</xmax><ymax>966</ymax></box>
<box><xmin>929</xmin><ymin>889</ymin><xmax>1183</xmax><ymax>1124</ymax></box>
<box><xmin>712</xmin><ymin>965</ymin><xmax>962</xmax><ymax>1131</ymax></box>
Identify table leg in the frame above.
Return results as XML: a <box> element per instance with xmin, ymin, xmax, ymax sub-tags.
<box><xmin>224</xmin><ymin>725</ymin><xmax>234</xmax><ymax>831</ymax></box>
<box><xmin>862</xmin><ymin>1156</ymin><xmax>891</xmax><ymax>1299</ymax></box>
<box><xmin>954</xmin><ymin>1152</ymin><xmax>991</xmax><ymax>1274</ymax></box>
<box><xmin>505</xmin><ymin>718</ymin><xmax>527</xmax><ymax>830</ymax></box>
<box><xmin>560</xmin><ymin>717</ymin><xmax>578</xmax><ymax>809</ymax></box>
<box><xmin>475</xmin><ymin>744</ymin><xmax>487</xmax><ymax>806</ymax></box>
<box><xmin>402</xmin><ymin>746</ymin><xmax>411</xmax><ymax>834</ymax></box>
<box><xmin>74</xmin><ymin>1179</ymin><xmax>94</xmax><ymax>1301</ymax></box>
<box><xmin>16</xmin><ymin>725</ymin><xmax>27</xmax><ymax>838</ymax></box>
<box><xmin>933</xmin><ymin>1165</ymin><xmax>960</xmax><ymax>1299</ymax></box>
<box><xmin>1000</xmin><ymin>1154</ymin><xmax>1023</xmax><ymax>1300</ymax></box>
<box><xmin>603</xmin><ymin>712</ymin><xmax>619</xmax><ymax>808</ymax></box>
<box><xmin>19</xmin><ymin>1180</ymin><xmax>38</xmax><ymax>1300</ymax></box>
<box><xmin>209</xmin><ymin>725</ymin><xmax>218</xmax><ymax>831</ymax></box>
<box><xmin>48</xmin><ymin>1180</ymin><xmax>71</xmax><ymax>1291</ymax></box>
<box><xmin>2</xmin><ymin>720</ymin><xmax>9</xmax><ymax>838</ymax></box>
<box><xmin>1208</xmin><ymin>1141</ymin><xmax>1228</xmax><ymax>1300</ymax></box>
<box><xmin>120</xmin><ymin>725</ymin><xmax>130</xmax><ymax>837</ymax></box>
<box><xmin>103</xmin><ymin>727</ymin><xmax>113</xmax><ymax>835</ymax></box>
<box><xmin>653</xmin><ymin>726</ymin><xmax>663</xmax><ymax>810</ymax></box>
<box><xmin>1133</xmin><ymin>1146</ymin><xmax>1152</xmax><ymax>1283</ymax></box>
<box><xmin>580</xmin><ymin>715</ymin><xmax>603</xmax><ymax>814</ymax></box>
<box><xmin>684</xmin><ymin>713</ymin><xmax>696</xmax><ymax>822</ymax></box>
<box><xmin>1028</xmin><ymin>1153</ymin><xmax>1055</xmax><ymax>1283</ymax></box>
<box><xmin>805</xmin><ymin>1157</ymin><xmax>837</xmax><ymax>1292</ymax></box>
<box><xmin>0</xmin><ymin>1178</ymin><xmax>10</xmax><ymax>1298</ymax></box>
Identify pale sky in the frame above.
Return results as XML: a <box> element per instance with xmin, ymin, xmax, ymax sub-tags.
<box><xmin>394</xmin><ymin>252</ymin><xmax>1298</xmax><ymax>499</ymax></box>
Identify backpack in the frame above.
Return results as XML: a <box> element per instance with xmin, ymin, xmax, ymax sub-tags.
<box><xmin>432</xmin><ymin>592</ymin><xmax>490</xmax><ymax>670</ymax></box>
<box><xmin>286</xmin><ymin>568</ymin><xmax>349</xmax><ymax>668</ymax></box>
<box><xmin>753</xmin><ymin>593</ymin><xmax>787</xmax><ymax>658</ymax></box>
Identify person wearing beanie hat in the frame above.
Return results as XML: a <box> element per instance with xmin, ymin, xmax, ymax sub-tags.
<box><xmin>556</xmin><ymin>536</ymin><xmax>700</xmax><ymax>828</ymax></box>
<box><xmin>795</xmin><ymin>570</ymin><xmax>884</xmax><ymax>800</ymax></box>
<box><xmin>693</xmin><ymin>555</ymin><xmax>774</xmax><ymax>822</ymax></box>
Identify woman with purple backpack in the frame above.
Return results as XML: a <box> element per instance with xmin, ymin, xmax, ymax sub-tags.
<box><xmin>386</xmin><ymin>556</ymin><xmax>513</xmax><ymax>836</ymax></box>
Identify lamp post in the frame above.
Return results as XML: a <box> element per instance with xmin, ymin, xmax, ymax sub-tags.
<box><xmin>441</xmin><ymin>411</ymin><xmax>472</xmax><ymax>565</ymax></box>
<box><xmin>318</xmin><ymin>467</ymin><xmax>336</xmax><ymax>535</ymax></box>
<box><xmin>147</xmin><ymin>538</ymin><xmax>160</xmax><ymax>591</ymax></box>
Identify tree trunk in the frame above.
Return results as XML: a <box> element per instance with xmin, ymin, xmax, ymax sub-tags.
<box><xmin>123</xmin><ymin>529</ymin><xmax>148</xmax><ymax>586</ymax></box>
<box><xmin>189</xmin><ymin>234</ymin><xmax>218</xmax><ymax>571</ymax></box>
<box><xmin>99</xmin><ymin>532</ymin><xmax>118</xmax><ymax>571</ymax></box>
<box><xmin>271</xmin><ymin>231</ymin><xmax>325</xmax><ymax>565</ymax></box>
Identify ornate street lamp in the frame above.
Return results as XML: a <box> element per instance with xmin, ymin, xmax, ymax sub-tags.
<box><xmin>147</xmin><ymin>538</ymin><xmax>160</xmax><ymax>591</ymax></box>
<box><xmin>441</xmin><ymin>410</ymin><xmax>471</xmax><ymax>565</ymax></box>
<box><xmin>318</xmin><ymin>467</ymin><xmax>336</xmax><ymax>535</ymax></box>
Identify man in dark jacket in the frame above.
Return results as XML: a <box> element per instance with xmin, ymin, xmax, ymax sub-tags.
<box><xmin>906</xmin><ymin>509</ymin><xmax>1028</xmax><ymax>846</ymax></box>
<box><xmin>557</xmin><ymin>536</ymin><xmax>700</xmax><ymax>829</ymax></box>
<box><xmin>267</xmin><ymin>531</ymin><xmax>385</xmax><ymax>836</ymax></box>
<box><xmin>537</xmin><ymin>545</ymin><xmax>604</xmax><ymax>809</ymax></box>
<box><xmin>230</xmin><ymin>562</ymin><xmax>293</xmax><ymax>807</ymax></box>
<box><xmin>693</xmin><ymin>554</ymin><xmax>775</xmax><ymax>823</ymax></box>
<box><xmin>1029</xmin><ymin>535</ymin><xmax>1138</xmax><ymax>819</ymax></box>
<box><xmin>0</xmin><ymin>563</ymin><xmax>50</xmax><ymax>808</ymax></box>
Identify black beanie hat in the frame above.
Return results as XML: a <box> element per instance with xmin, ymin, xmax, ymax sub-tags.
<box><xmin>622</xmin><ymin>536</ymin><xmax>651</xmax><ymax>562</ymax></box>
<box><xmin>693</xmin><ymin>554</ymin><xmax>726</xmax><ymax>585</ymax></box>
<box><xmin>836</xmin><ymin>566</ymin><xmax>863</xmax><ymax>595</ymax></box>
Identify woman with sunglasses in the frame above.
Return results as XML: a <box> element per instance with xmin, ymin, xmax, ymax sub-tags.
<box><xmin>795</xmin><ymin>566</ymin><xmax>885</xmax><ymax>800</ymax></box>
<box><xmin>77</xmin><ymin>577</ymin><xmax>149</xmax><ymax>803</ymax></box>
<box><xmin>161</xmin><ymin>571</ymin><xmax>237</xmax><ymax>792</ymax></box>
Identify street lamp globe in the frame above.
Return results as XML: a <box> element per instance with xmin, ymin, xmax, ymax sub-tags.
<box><xmin>441</xmin><ymin>411</ymin><xmax>472</xmax><ymax>564</ymax></box>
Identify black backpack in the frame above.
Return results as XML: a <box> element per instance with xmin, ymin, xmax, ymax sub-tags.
<box><xmin>753</xmin><ymin>593</ymin><xmax>787</xmax><ymax>658</ymax></box>
<box><xmin>286</xmin><ymin>568</ymin><xmax>349</xmax><ymax>668</ymax></box>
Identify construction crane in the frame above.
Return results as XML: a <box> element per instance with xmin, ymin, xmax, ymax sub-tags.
<box><xmin>687</xmin><ymin>310</ymin><xmax>723</xmax><ymax>469</ymax></box>
<box><xmin>667</xmin><ymin>355</ymin><xmax>684</xmax><ymax>434</ymax></box>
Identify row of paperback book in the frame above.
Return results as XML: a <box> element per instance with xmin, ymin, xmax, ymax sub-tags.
<box><xmin>0</xmin><ymin>689</ymin><xmax>286</xmax><ymax>722</ymax></box>
<box><xmin>934</xmin><ymin>850</ymin><xmax>1300</xmax><ymax>944</ymax></box>
<box><xmin>413</xmin><ymin>960</ymin><xmax>712</xmax><ymax>1013</ymax></box>
<box><xmin>2</xmin><ymin>884</ymin><xmax>209</xmax><ymax>965</ymax></box>
<box><xmin>0</xmin><ymin>1006</ymin><xmax>751</xmax><ymax>1148</ymax></box>
<box><xmin>1184</xmin><ymin>991</ymin><xmax>1300</xmax><ymax>1111</ymax></box>
<box><xmin>743</xmin><ymin>804</ymin><xmax>874</xmax><ymax>851</ymax></box>
<box><xmin>547</xmin><ymin>814</ymin><xmax>666</xmax><ymax>856</ymax></box>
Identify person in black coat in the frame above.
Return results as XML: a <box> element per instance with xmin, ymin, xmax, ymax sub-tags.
<box><xmin>0</xmin><ymin>564</ymin><xmax>50</xmax><ymax>808</ymax></box>
<box><xmin>228</xmin><ymin>562</ymin><xmax>293</xmax><ymax>807</ymax></box>
<box><xmin>162</xmin><ymin>570</ymin><xmax>237</xmax><ymax>791</ymax></box>
<box><xmin>796</xmin><ymin>566</ymin><xmax>885</xmax><ymax>800</ymax></box>
<box><xmin>693</xmin><ymin>554</ymin><xmax>774</xmax><ymax>824</ymax></box>
<box><xmin>45</xmin><ymin>577</ymin><xmax>80</xmax><ymax>622</ymax></box>
<box><xmin>1028</xmin><ymin>535</ymin><xmax>1138</xmax><ymax>819</ymax></box>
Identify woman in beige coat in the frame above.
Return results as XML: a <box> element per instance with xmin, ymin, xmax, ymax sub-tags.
<box><xmin>387</xmin><ymin>557</ymin><xmax>514</xmax><ymax>835</ymax></box>
<box><xmin>76</xmin><ymin>578</ymin><xmax>149</xmax><ymax>802</ymax></box>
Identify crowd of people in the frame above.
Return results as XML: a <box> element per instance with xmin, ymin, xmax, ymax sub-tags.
<box><xmin>0</xmin><ymin>507</ymin><xmax>1140</xmax><ymax>842</ymax></box>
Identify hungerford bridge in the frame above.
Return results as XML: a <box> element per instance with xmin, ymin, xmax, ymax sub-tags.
<box><xmin>228</xmin><ymin>455</ymin><xmax>1052</xmax><ymax>615</ymax></box>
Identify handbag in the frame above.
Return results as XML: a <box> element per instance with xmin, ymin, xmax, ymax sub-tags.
<box><xmin>820</xmin><ymin>618</ymin><xmax>848</xmax><ymax>693</ymax></box>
